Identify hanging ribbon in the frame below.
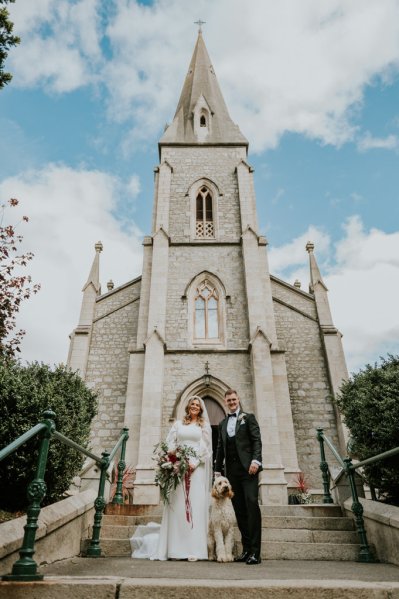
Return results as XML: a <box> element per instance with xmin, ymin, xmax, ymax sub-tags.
<box><xmin>184</xmin><ymin>470</ymin><xmax>193</xmax><ymax>528</ymax></box>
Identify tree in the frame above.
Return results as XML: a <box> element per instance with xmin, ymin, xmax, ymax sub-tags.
<box><xmin>0</xmin><ymin>198</ymin><xmax>40</xmax><ymax>359</ymax></box>
<box><xmin>0</xmin><ymin>361</ymin><xmax>98</xmax><ymax>511</ymax></box>
<box><xmin>336</xmin><ymin>354</ymin><xmax>399</xmax><ymax>505</ymax></box>
<box><xmin>0</xmin><ymin>0</ymin><xmax>20</xmax><ymax>90</ymax></box>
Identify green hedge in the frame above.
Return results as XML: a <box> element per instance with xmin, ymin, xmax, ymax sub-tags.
<box><xmin>0</xmin><ymin>360</ymin><xmax>97</xmax><ymax>510</ymax></box>
<box><xmin>336</xmin><ymin>354</ymin><xmax>399</xmax><ymax>505</ymax></box>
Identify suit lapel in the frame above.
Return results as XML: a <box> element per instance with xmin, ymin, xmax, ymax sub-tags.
<box><xmin>221</xmin><ymin>416</ymin><xmax>228</xmax><ymax>446</ymax></box>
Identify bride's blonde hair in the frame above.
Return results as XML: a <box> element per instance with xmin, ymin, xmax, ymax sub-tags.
<box><xmin>183</xmin><ymin>395</ymin><xmax>206</xmax><ymax>427</ymax></box>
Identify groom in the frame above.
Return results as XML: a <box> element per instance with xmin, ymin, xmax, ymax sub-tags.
<box><xmin>215</xmin><ymin>389</ymin><xmax>262</xmax><ymax>565</ymax></box>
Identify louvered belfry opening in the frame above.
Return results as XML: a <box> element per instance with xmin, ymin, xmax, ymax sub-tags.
<box><xmin>196</xmin><ymin>186</ymin><xmax>214</xmax><ymax>238</ymax></box>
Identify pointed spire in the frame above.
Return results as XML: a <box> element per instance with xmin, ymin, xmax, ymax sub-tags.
<box><xmin>306</xmin><ymin>241</ymin><xmax>334</xmax><ymax>328</ymax></box>
<box><xmin>306</xmin><ymin>241</ymin><xmax>327</xmax><ymax>293</ymax></box>
<box><xmin>82</xmin><ymin>241</ymin><xmax>102</xmax><ymax>294</ymax></box>
<box><xmin>160</xmin><ymin>32</ymin><xmax>248</xmax><ymax>146</ymax></box>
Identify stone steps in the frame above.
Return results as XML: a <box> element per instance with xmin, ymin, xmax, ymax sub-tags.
<box><xmin>88</xmin><ymin>537</ymin><xmax>361</xmax><ymax>560</ymax></box>
<box><xmin>262</xmin><ymin>516</ymin><xmax>355</xmax><ymax>530</ymax></box>
<box><xmin>101</xmin><ymin>514</ymin><xmax>355</xmax><ymax>531</ymax></box>
<box><xmin>82</xmin><ymin>503</ymin><xmax>363</xmax><ymax>561</ymax></box>
<box><xmin>99</xmin><ymin>523</ymin><xmax>358</xmax><ymax>544</ymax></box>
<box><xmin>261</xmin><ymin>541</ymin><xmax>360</xmax><ymax>561</ymax></box>
<box><xmin>259</xmin><ymin>505</ymin><xmax>343</xmax><ymax>517</ymax></box>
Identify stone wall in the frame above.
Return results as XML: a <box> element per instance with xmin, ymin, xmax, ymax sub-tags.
<box><xmin>272</xmin><ymin>279</ymin><xmax>341</xmax><ymax>488</ymax></box>
<box><xmin>161</xmin><ymin>351</ymin><xmax>254</xmax><ymax>439</ymax></box>
<box><xmin>0</xmin><ymin>490</ymin><xmax>96</xmax><ymax>575</ymax></box>
<box><xmin>162</xmin><ymin>146</ymin><xmax>247</xmax><ymax>242</ymax></box>
<box><xmin>165</xmin><ymin>245</ymin><xmax>249</xmax><ymax>350</ymax></box>
<box><xmin>85</xmin><ymin>279</ymin><xmax>141</xmax><ymax>454</ymax></box>
<box><xmin>344</xmin><ymin>497</ymin><xmax>399</xmax><ymax>565</ymax></box>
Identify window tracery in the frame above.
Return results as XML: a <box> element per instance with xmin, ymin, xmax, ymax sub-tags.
<box><xmin>194</xmin><ymin>280</ymin><xmax>219</xmax><ymax>339</ymax></box>
<box><xmin>195</xmin><ymin>186</ymin><xmax>214</xmax><ymax>238</ymax></box>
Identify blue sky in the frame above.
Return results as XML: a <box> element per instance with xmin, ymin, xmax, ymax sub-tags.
<box><xmin>1</xmin><ymin>0</ymin><xmax>399</xmax><ymax>372</ymax></box>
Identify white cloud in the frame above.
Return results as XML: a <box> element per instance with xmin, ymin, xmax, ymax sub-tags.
<box><xmin>269</xmin><ymin>225</ymin><xmax>331</xmax><ymax>273</ymax></box>
<box><xmin>9</xmin><ymin>0</ymin><xmax>399</xmax><ymax>149</ymax></box>
<box><xmin>357</xmin><ymin>132</ymin><xmax>399</xmax><ymax>151</ymax></box>
<box><xmin>0</xmin><ymin>165</ymin><xmax>143</xmax><ymax>365</ymax></box>
<box><xmin>9</xmin><ymin>0</ymin><xmax>103</xmax><ymax>92</ymax></box>
<box><xmin>269</xmin><ymin>217</ymin><xmax>399</xmax><ymax>373</ymax></box>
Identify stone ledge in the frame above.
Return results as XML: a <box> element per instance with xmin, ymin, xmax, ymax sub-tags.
<box><xmin>344</xmin><ymin>497</ymin><xmax>399</xmax><ymax>565</ymax></box>
<box><xmin>344</xmin><ymin>497</ymin><xmax>399</xmax><ymax>529</ymax></box>
<box><xmin>1</xmin><ymin>577</ymin><xmax>399</xmax><ymax>599</ymax></box>
<box><xmin>0</xmin><ymin>489</ymin><xmax>96</xmax><ymax>563</ymax></box>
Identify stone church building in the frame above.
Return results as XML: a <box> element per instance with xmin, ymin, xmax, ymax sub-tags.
<box><xmin>67</xmin><ymin>32</ymin><xmax>348</xmax><ymax>505</ymax></box>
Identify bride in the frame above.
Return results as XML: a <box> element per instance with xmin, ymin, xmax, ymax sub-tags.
<box><xmin>131</xmin><ymin>395</ymin><xmax>212</xmax><ymax>561</ymax></box>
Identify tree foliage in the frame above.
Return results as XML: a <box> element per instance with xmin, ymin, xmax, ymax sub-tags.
<box><xmin>0</xmin><ymin>198</ymin><xmax>40</xmax><ymax>359</ymax></box>
<box><xmin>336</xmin><ymin>354</ymin><xmax>399</xmax><ymax>505</ymax></box>
<box><xmin>0</xmin><ymin>0</ymin><xmax>20</xmax><ymax>90</ymax></box>
<box><xmin>0</xmin><ymin>361</ymin><xmax>98</xmax><ymax>510</ymax></box>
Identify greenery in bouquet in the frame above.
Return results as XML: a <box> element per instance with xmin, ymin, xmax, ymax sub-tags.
<box><xmin>153</xmin><ymin>441</ymin><xmax>198</xmax><ymax>504</ymax></box>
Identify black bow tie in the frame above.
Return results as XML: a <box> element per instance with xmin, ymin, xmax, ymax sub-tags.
<box><xmin>228</xmin><ymin>413</ymin><xmax>237</xmax><ymax>418</ymax></box>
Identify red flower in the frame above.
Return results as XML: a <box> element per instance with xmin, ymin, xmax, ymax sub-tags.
<box><xmin>168</xmin><ymin>453</ymin><xmax>177</xmax><ymax>464</ymax></box>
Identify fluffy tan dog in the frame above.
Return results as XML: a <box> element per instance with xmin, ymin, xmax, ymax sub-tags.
<box><xmin>208</xmin><ymin>476</ymin><xmax>236</xmax><ymax>562</ymax></box>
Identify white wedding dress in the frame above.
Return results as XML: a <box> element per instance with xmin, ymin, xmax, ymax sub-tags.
<box><xmin>131</xmin><ymin>420</ymin><xmax>212</xmax><ymax>561</ymax></box>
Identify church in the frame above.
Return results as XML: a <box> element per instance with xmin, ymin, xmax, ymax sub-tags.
<box><xmin>67</xmin><ymin>31</ymin><xmax>348</xmax><ymax>505</ymax></box>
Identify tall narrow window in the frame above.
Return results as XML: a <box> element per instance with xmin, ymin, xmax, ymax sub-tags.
<box><xmin>194</xmin><ymin>281</ymin><xmax>219</xmax><ymax>339</ymax></box>
<box><xmin>196</xmin><ymin>186</ymin><xmax>214</xmax><ymax>238</ymax></box>
<box><xmin>200</xmin><ymin>114</ymin><xmax>206</xmax><ymax>127</ymax></box>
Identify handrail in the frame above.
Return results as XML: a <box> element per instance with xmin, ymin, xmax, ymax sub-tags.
<box><xmin>0</xmin><ymin>423</ymin><xmax>47</xmax><ymax>463</ymax></box>
<box><xmin>108</xmin><ymin>430</ymin><xmax>126</xmax><ymax>463</ymax></box>
<box><xmin>319</xmin><ymin>433</ymin><xmax>346</xmax><ymax>469</ymax></box>
<box><xmin>316</xmin><ymin>427</ymin><xmax>399</xmax><ymax>564</ymax></box>
<box><xmin>351</xmin><ymin>446</ymin><xmax>399</xmax><ymax>471</ymax></box>
<box><xmin>52</xmin><ymin>431</ymin><xmax>103</xmax><ymax>465</ymax></box>
<box><xmin>0</xmin><ymin>409</ymin><xmax>129</xmax><ymax>581</ymax></box>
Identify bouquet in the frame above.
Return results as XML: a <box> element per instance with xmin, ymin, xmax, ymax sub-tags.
<box><xmin>153</xmin><ymin>441</ymin><xmax>199</xmax><ymax>525</ymax></box>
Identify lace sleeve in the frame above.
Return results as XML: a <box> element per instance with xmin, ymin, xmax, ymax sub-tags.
<box><xmin>165</xmin><ymin>421</ymin><xmax>179</xmax><ymax>452</ymax></box>
<box><xmin>200</xmin><ymin>424</ymin><xmax>213</xmax><ymax>462</ymax></box>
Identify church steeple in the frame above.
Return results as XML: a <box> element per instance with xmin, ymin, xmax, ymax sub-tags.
<box><xmin>159</xmin><ymin>32</ymin><xmax>248</xmax><ymax>147</ymax></box>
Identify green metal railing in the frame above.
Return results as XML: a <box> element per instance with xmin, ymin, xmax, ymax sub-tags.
<box><xmin>316</xmin><ymin>427</ymin><xmax>399</xmax><ymax>563</ymax></box>
<box><xmin>0</xmin><ymin>409</ymin><xmax>129</xmax><ymax>581</ymax></box>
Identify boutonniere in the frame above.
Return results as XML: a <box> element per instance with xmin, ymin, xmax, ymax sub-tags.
<box><xmin>238</xmin><ymin>413</ymin><xmax>247</xmax><ymax>424</ymax></box>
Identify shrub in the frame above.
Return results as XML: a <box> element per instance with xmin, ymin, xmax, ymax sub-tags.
<box><xmin>0</xmin><ymin>360</ymin><xmax>97</xmax><ymax>510</ymax></box>
<box><xmin>336</xmin><ymin>354</ymin><xmax>399</xmax><ymax>505</ymax></box>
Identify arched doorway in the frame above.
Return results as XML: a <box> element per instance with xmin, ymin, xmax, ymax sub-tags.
<box><xmin>203</xmin><ymin>396</ymin><xmax>225</xmax><ymax>467</ymax></box>
<box><xmin>175</xmin><ymin>376</ymin><xmax>229</xmax><ymax>467</ymax></box>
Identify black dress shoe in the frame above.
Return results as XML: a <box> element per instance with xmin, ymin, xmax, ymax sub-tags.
<box><xmin>234</xmin><ymin>550</ymin><xmax>250</xmax><ymax>562</ymax></box>
<box><xmin>246</xmin><ymin>554</ymin><xmax>261</xmax><ymax>565</ymax></box>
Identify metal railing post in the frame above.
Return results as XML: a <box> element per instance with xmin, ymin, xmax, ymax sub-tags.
<box><xmin>86</xmin><ymin>450</ymin><xmax>110</xmax><ymax>557</ymax></box>
<box><xmin>2</xmin><ymin>410</ymin><xmax>56</xmax><ymax>581</ymax></box>
<box><xmin>316</xmin><ymin>428</ymin><xmax>333</xmax><ymax>504</ymax></box>
<box><xmin>112</xmin><ymin>428</ymin><xmax>129</xmax><ymax>505</ymax></box>
<box><xmin>344</xmin><ymin>457</ymin><xmax>375</xmax><ymax>563</ymax></box>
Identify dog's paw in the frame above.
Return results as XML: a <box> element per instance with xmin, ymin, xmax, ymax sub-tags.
<box><xmin>217</xmin><ymin>555</ymin><xmax>227</xmax><ymax>562</ymax></box>
<box><xmin>225</xmin><ymin>554</ymin><xmax>234</xmax><ymax>562</ymax></box>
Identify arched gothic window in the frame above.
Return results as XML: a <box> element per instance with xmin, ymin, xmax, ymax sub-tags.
<box><xmin>200</xmin><ymin>114</ymin><xmax>207</xmax><ymax>127</ymax></box>
<box><xmin>194</xmin><ymin>280</ymin><xmax>219</xmax><ymax>339</ymax></box>
<box><xmin>196</xmin><ymin>186</ymin><xmax>214</xmax><ymax>238</ymax></box>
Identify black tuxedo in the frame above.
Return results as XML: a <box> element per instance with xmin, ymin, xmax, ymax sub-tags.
<box><xmin>215</xmin><ymin>410</ymin><xmax>262</xmax><ymax>558</ymax></box>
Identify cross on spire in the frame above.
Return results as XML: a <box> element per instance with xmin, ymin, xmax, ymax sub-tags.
<box><xmin>194</xmin><ymin>19</ymin><xmax>206</xmax><ymax>33</ymax></box>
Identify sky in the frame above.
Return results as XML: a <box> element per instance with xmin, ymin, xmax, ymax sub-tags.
<box><xmin>1</xmin><ymin>0</ymin><xmax>399</xmax><ymax>374</ymax></box>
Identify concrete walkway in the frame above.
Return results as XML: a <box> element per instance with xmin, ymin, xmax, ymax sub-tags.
<box><xmin>1</xmin><ymin>558</ymin><xmax>398</xmax><ymax>599</ymax></box>
<box><xmin>39</xmin><ymin>556</ymin><xmax>399</xmax><ymax>582</ymax></box>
